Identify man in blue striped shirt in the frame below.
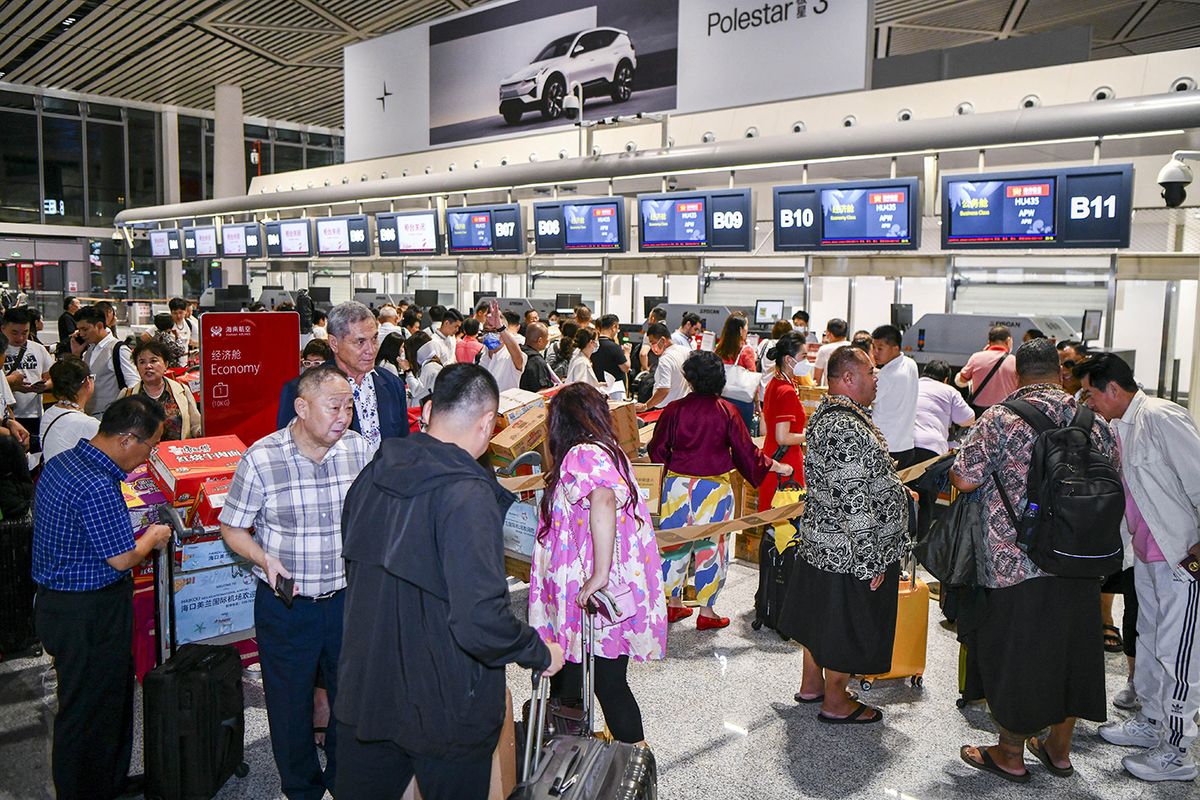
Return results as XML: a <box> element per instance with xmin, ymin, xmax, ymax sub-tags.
<box><xmin>33</xmin><ymin>396</ymin><xmax>171</xmax><ymax>800</ymax></box>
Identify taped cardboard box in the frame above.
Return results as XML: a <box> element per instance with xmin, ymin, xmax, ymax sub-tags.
<box><xmin>607</xmin><ymin>400</ymin><xmax>639</xmax><ymax>459</ymax></box>
<box><xmin>490</xmin><ymin>406</ymin><xmax>548</xmax><ymax>463</ymax></box>
<box><xmin>495</xmin><ymin>389</ymin><xmax>545</xmax><ymax>430</ymax></box>
<box><xmin>149</xmin><ymin>435</ymin><xmax>246</xmax><ymax>506</ymax></box>
<box><xmin>633</xmin><ymin>463</ymin><xmax>665</xmax><ymax>516</ymax></box>
<box><xmin>186</xmin><ymin>475</ymin><xmax>233</xmax><ymax>529</ymax></box>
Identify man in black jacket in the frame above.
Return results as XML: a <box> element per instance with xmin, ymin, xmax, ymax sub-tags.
<box><xmin>336</xmin><ymin>364</ymin><xmax>563</xmax><ymax>799</ymax></box>
<box><xmin>518</xmin><ymin>322</ymin><xmax>557</xmax><ymax>392</ymax></box>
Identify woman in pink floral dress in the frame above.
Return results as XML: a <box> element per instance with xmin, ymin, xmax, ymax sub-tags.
<box><xmin>528</xmin><ymin>383</ymin><xmax>667</xmax><ymax>745</ymax></box>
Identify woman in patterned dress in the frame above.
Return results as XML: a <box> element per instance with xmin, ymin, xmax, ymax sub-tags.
<box><xmin>528</xmin><ymin>383</ymin><xmax>666</xmax><ymax>745</ymax></box>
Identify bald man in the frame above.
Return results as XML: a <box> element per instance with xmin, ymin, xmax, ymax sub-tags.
<box><xmin>519</xmin><ymin>322</ymin><xmax>557</xmax><ymax>392</ymax></box>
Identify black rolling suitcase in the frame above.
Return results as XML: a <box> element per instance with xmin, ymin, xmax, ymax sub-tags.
<box><xmin>0</xmin><ymin>513</ymin><xmax>38</xmax><ymax>658</ymax></box>
<box><xmin>751</xmin><ymin>530</ymin><xmax>796</xmax><ymax>639</ymax></box>
<box><xmin>143</xmin><ymin>643</ymin><xmax>249</xmax><ymax>800</ymax></box>
<box><xmin>510</xmin><ymin>609</ymin><xmax>656</xmax><ymax>800</ymax></box>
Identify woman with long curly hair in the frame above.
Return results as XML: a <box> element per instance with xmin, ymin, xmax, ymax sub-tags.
<box><xmin>527</xmin><ymin>383</ymin><xmax>666</xmax><ymax>745</ymax></box>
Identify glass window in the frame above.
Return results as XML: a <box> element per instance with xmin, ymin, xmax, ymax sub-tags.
<box><xmin>245</xmin><ymin>138</ymin><xmax>267</xmax><ymax>190</ymax></box>
<box><xmin>88</xmin><ymin>238</ymin><xmax>128</xmax><ymax>302</ymax></box>
<box><xmin>0</xmin><ymin>110</ymin><xmax>41</xmax><ymax>223</ymax></box>
<box><xmin>274</xmin><ymin>127</ymin><xmax>302</xmax><ymax>144</ymax></box>
<box><xmin>203</xmin><ymin>133</ymin><xmax>214</xmax><ymax>199</ymax></box>
<box><xmin>42</xmin><ymin>97</ymin><xmax>79</xmax><ymax>116</ymax></box>
<box><xmin>86</xmin><ymin>120</ymin><xmax>126</xmax><ymax>224</ymax></box>
<box><xmin>0</xmin><ymin>91</ymin><xmax>35</xmax><ymax>110</ymax></box>
<box><xmin>86</xmin><ymin>102</ymin><xmax>123</xmax><ymax>121</ymax></box>
<box><xmin>244</xmin><ymin>124</ymin><xmax>269</xmax><ymax>138</ymax></box>
<box><xmin>179</xmin><ymin>115</ymin><xmax>203</xmax><ymax>202</ymax></box>
<box><xmin>273</xmin><ymin>143</ymin><xmax>303</xmax><ymax>173</ymax></box>
<box><xmin>306</xmin><ymin>148</ymin><xmax>335</xmax><ymax>168</ymax></box>
<box><xmin>127</xmin><ymin>109</ymin><xmax>159</xmax><ymax>208</ymax></box>
<box><xmin>308</xmin><ymin>133</ymin><xmax>332</xmax><ymax>147</ymax></box>
<box><xmin>42</xmin><ymin>116</ymin><xmax>85</xmax><ymax>225</ymax></box>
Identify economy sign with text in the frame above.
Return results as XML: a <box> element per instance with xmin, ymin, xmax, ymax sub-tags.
<box><xmin>200</xmin><ymin>312</ymin><xmax>299</xmax><ymax>447</ymax></box>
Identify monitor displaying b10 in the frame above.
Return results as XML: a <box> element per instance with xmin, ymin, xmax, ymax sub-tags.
<box><xmin>220</xmin><ymin>223</ymin><xmax>264</xmax><ymax>259</ymax></box>
<box><xmin>446</xmin><ymin>204</ymin><xmax>523</xmax><ymax>254</ymax></box>
<box><xmin>264</xmin><ymin>220</ymin><xmax>313</xmax><ymax>258</ymax></box>
<box><xmin>315</xmin><ymin>215</ymin><xmax>371</xmax><ymax>257</ymax></box>
<box><xmin>533</xmin><ymin>198</ymin><xmax>626</xmax><ymax>253</ymax></box>
<box><xmin>638</xmin><ymin>189</ymin><xmax>753</xmax><ymax>252</ymax></box>
<box><xmin>148</xmin><ymin>229</ymin><xmax>181</xmax><ymax>259</ymax></box>
<box><xmin>376</xmin><ymin>210</ymin><xmax>441</xmax><ymax>256</ymax></box>
<box><xmin>773</xmin><ymin>179</ymin><xmax>920</xmax><ymax>250</ymax></box>
<box><xmin>182</xmin><ymin>226</ymin><xmax>219</xmax><ymax>259</ymax></box>
<box><xmin>942</xmin><ymin>164</ymin><xmax>1133</xmax><ymax>249</ymax></box>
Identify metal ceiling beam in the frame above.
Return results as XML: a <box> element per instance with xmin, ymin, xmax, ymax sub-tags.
<box><xmin>116</xmin><ymin>90</ymin><xmax>1200</xmax><ymax>225</ymax></box>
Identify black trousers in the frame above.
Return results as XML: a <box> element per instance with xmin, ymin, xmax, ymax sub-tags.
<box><xmin>17</xmin><ymin>416</ymin><xmax>41</xmax><ymax>453</ymax></box>
<box><xmin>335</xmin><ymin>722</ymin><xmax>493</xmax><ymax>800</ymax></box>
<box><xmin>35</xmin><ymin>576</ymin><xmax>135</xmax><ymax>800</ymax></box>
<box><xmin>909</xmin><ymin>446</ymin><xmax>940</xmax><ymax>542</ymax></box>
<box><xmin>550</xmin><ymin>654</ymin><xmax>644</xmax><ymax>743</ymax></box>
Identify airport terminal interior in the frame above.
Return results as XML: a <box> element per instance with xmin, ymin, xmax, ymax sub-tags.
<box><xmin>1</xmin><ymin>0</ymin><xmax>1200</xmax><ymax>798</ymax></box>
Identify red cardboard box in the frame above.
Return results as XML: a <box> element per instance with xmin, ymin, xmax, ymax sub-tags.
<box><xmin>187</xmin><ymin>476</ymin><xmax>233</xmax><ymax>529</ymax></box>
<box><xmin>150</xmin><ymin>436</ymin><xmax>246</xmax><ymax>506</ymax></box>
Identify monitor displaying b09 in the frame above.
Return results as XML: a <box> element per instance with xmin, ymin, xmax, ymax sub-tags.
<box><xmin>377</xmin><ymin>210</ymin><xmax>441</xmax><ymax>256</ymax></box>
<box><xmin>315</xmin><ymin>215</ymin><xmax>372</xmax><ymax>257</ymax></box>
<box><xmin>637</xmin><ymin>189</ymin><xmax>752</xmax><ymax>252</ymax></box>
<box><xmin>533</xmin><ymin>199</ymin><xmax>626</xmax><ymax>253</ymax></box>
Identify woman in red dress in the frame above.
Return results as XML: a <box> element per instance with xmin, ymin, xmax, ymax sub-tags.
<box><xmin>759</xmin><ymin>332</ymin><xmax>807</xmax><ymax>510</ymax></box>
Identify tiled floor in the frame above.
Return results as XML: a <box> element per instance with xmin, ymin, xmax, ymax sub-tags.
<box><xmin>2</xmin><ymin>561</ymin><xmax>1196</xmax><ymax>799</ymax></box>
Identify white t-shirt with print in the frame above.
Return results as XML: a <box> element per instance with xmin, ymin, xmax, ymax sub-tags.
<box><xmin>5</xmin><ymin>340</ymin><xmax>53</xmax><ymax>418</ymax></box>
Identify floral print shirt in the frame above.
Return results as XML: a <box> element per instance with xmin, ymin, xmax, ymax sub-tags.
<box><xmin>528</xmin><ymin>444</ymin><xmax>667</xmax><ymax>664</ymax></box>
<box><xmin>349</xmin><ymin>372</ymin><xmax>381</xmax><ymax>455</ymax></box>
<box><xmin>799</xmin><ymin>395</ymin><xmax>910</xmax><ymax>581</ymax></box>
<box><xmin>953</xmin><ymin>383</ymin><xmax>1118</xmax><ymax>589</ymax></box>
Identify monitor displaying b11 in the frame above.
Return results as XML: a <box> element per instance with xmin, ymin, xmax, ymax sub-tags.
<box><xmin>376</xmin><ymin>210</ymin><xmax>442</xmax><ymax>256</ymax></box>
<box><xmin>534</xmin><ymin>198</ymin><xmax>626</xmax><ymax>253</ymax></box>
<box><xmin>773</xmin><ymin>179</ymin><xmax>920</xmax><ymax>251</ymax></box>
<box><xmin>182</xmin><ymin>226</ymin><xmax>219</xmax><ymax>259</ymax></box>
<box><xmin>315</xmin><ymin>215</ymin><xmax>372</xmax><ymax>257</ymax></box>
<box><xmin>220</xmin><ymin>223</ymin><xmax>264</xmax><ymax>259</ymax></box>
<box><xmin>264</xmin><ymin>220</ymin><xmax>313</xmax><ymax>258</ymax></box>
<box><xmin>148</xmin><ymin>229</ymin><xmax>181</xmax><ymax>259</ymax></box>
<box><xmin>942</xmin><ymin>164</ymin><xmax>1133</xmax><ymax>249</ymax></box>
<box><xmin>446</xmin><ymin>204</ymin><xmax>523</xmax><ymax>255</ymax></box>
<box><xmin>638</xmin><ymin>189</ymin><xmax>753</xmax><ymax>252</ymax></box>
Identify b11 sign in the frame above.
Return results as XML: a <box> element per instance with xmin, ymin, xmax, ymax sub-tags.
<box><xmin>201</xmin><ymin>312</ymin><xmax>299</xmax><ymax>447</ymax></box>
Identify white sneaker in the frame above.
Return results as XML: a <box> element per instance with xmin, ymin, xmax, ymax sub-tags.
<box><xmin>1122</xmin><ymin>744</ymin><xmax>1199</xmax><ymax>782</ymax></box>
<box><xmin>1099</xmin><ymin>714</ymin><xmax>1161</xmax><ymax>747</ymax></box>
<box><xmin>1113</xmin><ymin>680</ymin><xmax>1139</xmax><ymax>710</ymax></box>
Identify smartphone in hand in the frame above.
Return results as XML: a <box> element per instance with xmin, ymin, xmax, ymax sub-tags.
<box><xmin>274</xmin><ymin>574</ymin><xmax>295</xmax><ymax>608</ymax></box>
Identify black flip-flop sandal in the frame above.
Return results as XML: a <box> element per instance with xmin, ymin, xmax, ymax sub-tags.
<box><xmin>817</xmin><ymin>703</ymin><xmax>882</xmax><ymax>725</ymax></box>
<box><xmin>959</xmin><ymin>745</ymin><xmax>1031</xmax><ymax>783</ymax></box>
<box><xmin>794</xmin><ymin>692</ymin><xmax>823</xmax><ymax>703</ymax></box>
<box><xmin>1026</xmin><ymin>737</ymin><xmax>1074</xmax><ymax>777</ymax></box>
<box><xmin>1103</xmin><ymin>625</ymin><xmax>1124</xmax><ymax>653</ymax></box>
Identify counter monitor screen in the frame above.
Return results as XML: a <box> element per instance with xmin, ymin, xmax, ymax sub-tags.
<box><xmin>945</xmin><ymin>177</ymin><xmax>1057</xmax><ymax>244</ymax></box>
<box><xmin>565</xmin><ymin>202</ymin><xmax>621</xmax><ymax>249</ymax></box>
<box><xmin>183</xmin><ymin>226</ymin><xmax>218</xmax><ymax>258</ymax></box>
<box><xmin>265</xmin><ymin>220</ymin><xmax>313</xmax><ymax>258</ymax></box>
<box><xmin>820</xmin><ymin>186</ymin><xmax>912</xmax><ymax>246</ymax></box>
<box><xmin>1082</xmin><ymin>309</ymin><xmax>1103</xmax><ymax>341</ymax></box>
<box><xmin>446</xmin><ymin>204</ymin><xmax>523</xmax><ymax>254</ymax></box>
<box><xmin>148</xmin><ymin>229</ymin><xmax>181</xmax><ymax>259</ymax></box>
<box><xmin>377</xmin><ymin>210</ymin><xmax>441</xmax><ymax>256</ymax></box>
<box><xmin>316</xmin><ymin>215</ymin><xmax>371</xmax><ymax>257</ymax></box>
<box><xmin>220</xmin><ymin>223</ymin><xmax>263</xmax><ymax>259</ymax></box>
<box><xmin>754</xmin><ymin>300</ymin><xmax>785</xmax><ymax>326</ymax></box>
<box><xmin>640</xmin><ymin>196</ymin><xmax>706</xmax><ymax>249</ymax></box>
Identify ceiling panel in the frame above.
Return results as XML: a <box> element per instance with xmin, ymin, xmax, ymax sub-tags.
<box><xmin>0</xmin><ymin>0</ymin><xmax>1193</xmax><ymax>130</ymax></box>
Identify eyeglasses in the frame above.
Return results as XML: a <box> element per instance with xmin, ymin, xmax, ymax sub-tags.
<box><xmin>302</xmin><ymin>359</ymin><xmax>325</xmax><ymax>369</ymax></box>
<box><xmin>1061</xmin><ymin>360</ymin><xmax>1077</xmax><ymax>369</ymax></box>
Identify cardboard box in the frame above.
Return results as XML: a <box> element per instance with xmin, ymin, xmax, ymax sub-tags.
<box><xmin>496</xmin><ymin>389</ymin><xmax>545</xmax><ymax>430</ymax></box>
<box><xmin>502</xmin><ymin>501</ymin><xmax>539</xmax><ymax>560</ymax></box>
<box><xmin>633</xmin><ymin>463</ymin><xmax>665</xmax><ymax>516</ymax></box>
<box><xmin>187</xmin><ymin>476</ymin><xmax>233</xmax><ymax>529</ymax></box>
<box><xmin>607</xmin><ymin>401</ymin><xmax>639</xmax><ymax>460</ymax></box>
<box><xmin>171</xmin><ymin>561</ymin><xmax>257</xmax><ymax>646</ymax></box>
<box><xmin>176</xmin><ymin>533</ymin><xmax>240</xmax><ymax>572</ymax></box>
<box><xmin>490</xmin><ymin>406</ymin><xmax>548</xmax><ymax>462</ymax></box>
<box><xmin>149</xmin><ymin>435</ymin><xmax>246</xmax><ymax>506</ymax></box>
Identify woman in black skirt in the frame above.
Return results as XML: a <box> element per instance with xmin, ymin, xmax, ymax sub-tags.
<box><xmin>778</xmin><ymin>346</ymin><xmax>910</xmax><ymax>724</ymax></box>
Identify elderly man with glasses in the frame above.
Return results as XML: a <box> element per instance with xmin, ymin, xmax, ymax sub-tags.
<box><xmin>32</xmin><ymin>396</ymin><xmax>172</xmax><ymax>800</ymax></box>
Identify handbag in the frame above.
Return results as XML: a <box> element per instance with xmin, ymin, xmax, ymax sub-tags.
<box><xmin>913</xmin><ymin>490</ymin><xmax>984</xmax><ymax>588</ymax></box>
<box><xmin>577</xmin><ymin>526</ymin><xmax>638</xmax><ymax>629</ymax></box>
<box><xmin>769</xmin><ymin>476</ymin><xmax>805</xmax><ymax>553</ymax></box>
<box><xmin>721</xmin><ymin>362</ymin><xmax>760</xmax><ymax>404</ymax></box>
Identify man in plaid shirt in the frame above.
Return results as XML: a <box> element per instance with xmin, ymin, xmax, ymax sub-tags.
<box><xmin>220</xmin><ymin>364</ymin><xmax>370</xmax><ymax>800</ymax></box>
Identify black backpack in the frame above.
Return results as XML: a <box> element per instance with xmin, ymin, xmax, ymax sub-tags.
<box><xmin>994</xmin><ymin>398</ymin><xmax>1124</xmax><ymax>578</ymax></box>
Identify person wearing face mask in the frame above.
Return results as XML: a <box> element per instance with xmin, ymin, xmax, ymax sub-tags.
<box><xmin>759</xmin><ymin>333</ymin><xmax>808</xmax><ymax>510</ymax></box>
<box><xmin>118</xmin><ymin>340</ymin><xmax>201</xmax><ymax>440</ymax></box>
<box><xmin>634</xmin><ymin>323</ymin><xmax>690</xmax><ymax>412</ymax></box>
<box><xmin>792</xmin><ymin>310</ymin><xmax>810</xmax><ymax>335</ymax></box>
<box><xmin>565</xmin><ymin>328</ymin><xmax>601</xmax><ymax>387</ymax></box>
<box><xmin>221</xmin><ymin>365</ymin><xmax>371</xmax><ymax>800</ymax></box>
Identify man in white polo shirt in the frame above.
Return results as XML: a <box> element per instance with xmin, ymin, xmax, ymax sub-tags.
<box><xmin>481</xmin><ymin>308</ymin><xmax>526</xmax><ymax>394</ymax></box>
<box><xmin>636</xmin><ymin>322</ymin><xmax>690</xmax><ymax>412</ymax></box>
<box><xmin>870</xmin><ymin>324</ymin><xmax>920</xmax><ymax>468</ymax></box>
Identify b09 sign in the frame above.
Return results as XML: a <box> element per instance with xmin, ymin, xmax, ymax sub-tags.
<box><xmin>637</xmin><ymin>189</ymin><xmax>753</xmax><ymax>252</ymax></box>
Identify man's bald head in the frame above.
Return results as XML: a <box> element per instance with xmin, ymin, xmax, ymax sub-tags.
<box><xmin>526</xmin><ymin>322</ymin><xmax>549</xmax><ymax>351</ymax></box>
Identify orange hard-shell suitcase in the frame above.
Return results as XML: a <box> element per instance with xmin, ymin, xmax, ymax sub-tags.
<box><xmin>859</xmin><ymin>567</ymin><xmax>929</xmax><ymax>692</ymax></box>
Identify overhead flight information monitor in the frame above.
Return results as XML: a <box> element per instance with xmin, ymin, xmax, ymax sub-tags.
<box><xmin>534</xmin><ymin>198</ymin><xmax>626</xmax><ymax>253</ymax></box>
<box><xmin>264</xmin><ymin>219</ymin><xmax>313</xmax><ymax>258</ymax></box>
<box><xmin>182</xmin><ymin>226</ymin><xmax>219</xmax><ymax>259</ymax></box>
<box><xmin>637</xmin><ymin>189</ymin><xmax>753</xmax><ymax>252</ymax></box>
<box><xmin>315</xmin><ymin>214</ymin><xmax>372</xmax><ymax>257</ymax></box>
<box><xmin>446</xmin><ymin>203</ymin><xmax>523</xmax><ymax>254</ymax></box>
<box><xmin>376</xmin><ymin>210</ymin><xmax>441</xmax><ymax>256</ymax></box>
<box><xmin>773</xmin><ymin>178</ymin><xmax>920</xmax><ymax>250</ymax></box>
<box><xmin>942</xmin><ymin>164</ymin><xmax>1133</xmax><ymax>249</ymax></box>
<box><xmin>148</xmin><ymin>229</ymin><xmax>181</xmax><ymax>259</ymax></box>
<box><xmin>220</xmin><ymin>222</ymin><xmax>264</xmax><ymax>259</ymax></box>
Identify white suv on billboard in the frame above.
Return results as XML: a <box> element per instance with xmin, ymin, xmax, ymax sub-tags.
<box><xmin>499</xmin><ymin>27</ymin><xmax>636</xmax><ymax>125</ymax></box>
